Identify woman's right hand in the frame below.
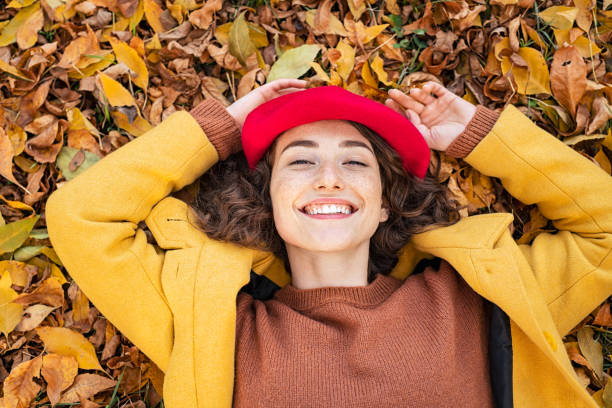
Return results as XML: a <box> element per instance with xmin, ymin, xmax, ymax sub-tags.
<box><xmin>226</xmin><ymin>79</ymin><xmax>309</xmax><ymax>133</ymax></box>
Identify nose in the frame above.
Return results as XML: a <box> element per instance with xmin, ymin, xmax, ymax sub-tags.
<box><xmin>313</xmin><ymin>162</ymin><xmax>343</xmax><ymax>191</ymax></box>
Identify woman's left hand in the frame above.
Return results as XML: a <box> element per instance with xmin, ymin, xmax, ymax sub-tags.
<box><xmin>384</xmin><ymin>81</ymin><xmax>478</xmax><ymax>151</ymax></box>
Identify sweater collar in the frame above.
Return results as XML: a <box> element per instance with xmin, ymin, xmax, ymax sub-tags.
<box><xmin>272</xmin><ymin>273</ymin><xmax>402</xmax><ymax>311</ymax></box>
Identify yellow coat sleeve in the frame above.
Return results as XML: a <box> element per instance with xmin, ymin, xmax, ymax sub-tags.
<box><xmin>464</xmin><ymin>105</ymin><xmax>612</xmax><ymax>336</ymax></box>
<box><xmin>45</xmin><ymin>111</ymin><xmax>220</xmax><ymax>372</ymax></box>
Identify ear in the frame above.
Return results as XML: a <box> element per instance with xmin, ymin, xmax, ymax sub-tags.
<box><xmin>380</xmin><ymin>207</ymin><xmax>389</xmax><ymax>223</ymax></box>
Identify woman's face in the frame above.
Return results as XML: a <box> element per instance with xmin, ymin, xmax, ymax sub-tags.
<box><xmin>269</xmin><ymin>120</ymin><xmax>389</xmax><ymax>253</ymax></box>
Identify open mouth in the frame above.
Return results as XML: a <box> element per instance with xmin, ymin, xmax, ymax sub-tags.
<box><xmin>299</xmin><ymin>203</ymin><xmax>358</xmax><ymax>216</ymax></box>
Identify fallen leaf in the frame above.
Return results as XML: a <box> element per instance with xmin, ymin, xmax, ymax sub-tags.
<box><xmin>41</xmin><ymin>353</ymin><xmax>79</xmax><ymax>406</ymax></box>
<box><xmin>59</xmin><ymin>373</ymin><xmax>116</xmax><ymax>403</ymax></box>
<box><xmin>267</xmin><ymin>44</ymin><xmax>322</xmax><ymax>83</ymax></box>
<box><xmin>0</xmin><ymin>2</ymin><xmax>41</xmax><ymax>47</ymax></box>
<box><xmin>229</xmin><ymin>11</ymin><xmax>256</xmax><ymax>67</ymax></box>
<box><xmin>143</xmin><ymin>0</ymin><xmax>165</xmax><ymax>33</ymax></box>
<box><xmin>538</xmin><ymin>6</ymin><xmax>579</xmax><ymax>30</ymax></box>
<box><xmin>550</xmin><ymin>45</ymin><xmax>586</xmax><ymax>117</ymax></box>
<box><xmin>15</xmin><ymin>7</ymin><xmax>43</xmax><ymax>50</ymax></box>
<box><xmin>14</xmin><ymin>277</ymin><xmax>64</xmax><ymax>308</ymax></box>
<box><xmin>0</xmin><ymin>215</ymin><xmax>40</xmax><ymax>255</ymax></box>
<box><xmin>2</xmin><ymin>355</ymin><xmax>42</xmax><ymax>408</ymax></box>
<box><xmin>14</xmin><ymin>304</ymin><xmax>57</xmax><ymax>332</ymax></box>
<box><xmin>109</xmin><ymin>37</ymin><xmax>149</xmax><ymax>90</ymax></box>
<box><xmin>98</xmin><ymin>73</ymin><xmax>137</xmax><ymax>107</ymax></box>
<box><xmin>36</xmin><ymin>326</ymin><xmax>104</xmax><ymax>371</ymax></box>
<box><xmin>577</xmin><ymin>326</ymin><xmax>604</xmax><ymax>381</ymax></box>
<box><xmin>0</xmin><ymin>286</ymin><xmax>24</xmax><ymax>337</ymax></box>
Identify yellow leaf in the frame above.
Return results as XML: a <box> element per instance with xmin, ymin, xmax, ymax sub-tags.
<box><xmin>346</xmin><ymin>0</ymin><xmax>366</xmax><ymax>20</ymax></box>
<box><xmin>67</xmin><ymin>108</ymin><xmax>101</xmax><ymax>139</ymax></box>
<box><xmin>98</xmin><ymin>73</ymin><xmax>136</xmax><ymax>107</ymax></box>
<box><xmin>538</xmin><ymin>6</ymin><xmax>579</xmax><ymax>30</ymax></box>
<box><xmin>304</xmin><ymin>9</ymin><xmax>348</xmax><ymax>36</ymax></box>
<box><xmin>0</xmin><ymin>260</ymin><xmax>34</xmax><ymax>287</ymax></box>
<box><xmin>573</xmin><ymin>0</ymin><xmax>593</xmax><ymax>31</ymax></box>
<box><xmin>7</xmin><ymin>0</ymin><xmax>38</xmax><ymax>8</ymax></box>
<box><xmin>309</xmin><ymin>61</ymin><xmax>331</xmax><ymax>82</ymax></box>
<box><xmin>35</xmin><ymin>327</ymin><xmax>103</xmax><ymax>371</ymax></box>
<box><xmin>595</xmin><ymin>148</ymin><xmax>612</xmax><ymax>174</ymax></box>
<box><xmin>370</xmin><ymin>54</ymin><xmax>394</xmax><ymax>86</ymax></box>
<box><xmin>329</xmin><ymin>69</ymin><xmax>343</xmax><ymax>86</ymax></box>
<box><xmin>0</xmin><ymin>286</ymin><xmax>24</xmax><ymax>336</ymax></box>
<box><xmin>27</xmin><ymin>256</ymin><xmax>68</xmax><ymax>284</ymax></box>
<box><xmin>501</xmin><ymin>47</ymin><xmax>551</xmax><ymax>95</ymax></box>
<box><xmin>553</xmin><ymin>29</ymin><xmax>601</xmax><ymax>58</ymax></box>
<box><xmin>67</xmin><ymin>52</ymin><xmax>115</xmax><ymax>79</ymax></box>
<box><xmin>16</xmin><ymin>7</ymin><xmax>43</xmax><ymax>49</ymax></box>
<box><xmin>109</xmin><ymin>37</ymin><xmax>149</xmax><ymax>90</ymax></box>
<box><xmin>144</xmin><ymin>0</ymin><xmax>165</xmax><ymax>33</ymax></box>
<box><xmin>521</xmin><ymin>20</ymin><xmax>547</xmax><ymax>52</ymax></box>
<box><xmin>0</xmin><ymin>2</ymin><xmax>41</xmax><ymax>47</ymax></box>
<box><xmin>111</xmin><ymin>111</ymin><xmax>153</xmax><ymax>137</ymax></box>
<box><xmin>0</xmin><ymin>58</ymin><xmax>32</xmax><ymax>81</ymax></box>
<box><xmin>335</xmin><ymin>39</ymin><xmax>355</xmax><ymax>82</ymax></box>
<box><xmin>360</xmin><ymin>59</ymin><xmax>378</xmax><ymax>88</ymax></box>
<box><xmin>364</xmin><ymin>24</ymin><xmax>389</xmax><ymax>44</ymax></box>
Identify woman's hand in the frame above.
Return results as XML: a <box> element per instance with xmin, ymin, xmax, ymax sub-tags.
<box><xmin>384</xmin><ymin>81</ymin><xmax>478</xmax><ymax>151</ymax></box>
<box><xmin>226</xmin><ymin>79</ymin><xmax>309</xmax><ymax>132</ymax></box>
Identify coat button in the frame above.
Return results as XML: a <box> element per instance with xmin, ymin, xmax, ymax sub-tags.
<box><xmin>543</xmin><ymin>330</ymin><xmax>557</xmax><ymax>351</ymax></box>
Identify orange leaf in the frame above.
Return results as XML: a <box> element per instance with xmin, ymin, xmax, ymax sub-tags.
<box><xmin>41</xmin><ymin>354</ymin><xmax>79</xmax><ymax>407</ymax></box>
<box><xmin>14</xmin><ymin>277</ymin><xmax>64</xmax><ymax>307</ymax></box>
<box><xmin>2</xmin><ymin>355</ymin><xmax>42</xmax><ymax>408</ymax></box>
<box><xmin>15</xmin><ymin>7</ymin><xmax>43</xmax><ymax>50</ymax></box>
<box><xmin>143</xmin><ymin>0</ymin><xmax>165</xmax><ymax>33</ymax></box>
<box><xmin>550</xmin><ymin>45</ymin><xmax>586</xmax><ymax>117</ymax></box>
<box><xmin>98</xmin><ymin>73</ymin><xmax>136</xmax><ymax>107</ymax></box>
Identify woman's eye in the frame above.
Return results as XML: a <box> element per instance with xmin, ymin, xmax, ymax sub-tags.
<box><xmin>345</xmin><ymin>160</ymin><xmax>367</xmax><ymax>166</ymax></box>
<box><xmin>290</xmin><ymin>160</ymin><xmax>313</xmax><ymax>165</ymax></box>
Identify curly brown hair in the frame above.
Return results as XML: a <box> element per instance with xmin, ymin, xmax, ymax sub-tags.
<box><xmin>189</xmin><ymin>121</ymin><xmax>460</xmax><ymax>283</ymax></box>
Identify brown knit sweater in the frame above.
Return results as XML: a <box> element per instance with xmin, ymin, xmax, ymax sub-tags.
<box><xmin>234</xmin><ymin>260</ymin><xmax>495</xmax><ymax>407</ymax></box>
<box><xmin>188</xmin><ymin>96</ymin><xmax>501</xmax><ymax>407</ymax></box>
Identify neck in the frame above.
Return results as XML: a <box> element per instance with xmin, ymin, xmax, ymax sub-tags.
<box><xmin>285</xmin><ymin>240</ymin><xmax>370</xmax><ymax>289</ymax></box>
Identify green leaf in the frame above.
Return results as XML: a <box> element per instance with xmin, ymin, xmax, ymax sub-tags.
<box><xmin>229</xmin><ymin>11</ymin><xmax>256</xmax><ymax>67</ymax></box>
<box><xmin>56</xmin><ymin>147</ymin><xmax>100</xmax><ymax>181</ymax></box>
<box><xmin>13</xmin><ymin>245</ymin><xmax>43</xmax><ymax>261</ymax></box>
<box><xmin>267</xmin><ymin>44</ymin><xmax>322</xmax><ymax>83</ymax></box>
<box><xmin>29</xmin><ymin>228</ymin><xmax>48</xmax><ymax>239</ymax></box>
<box><xmin>0</xmin><ymin>215</ymin><xmax>40</xmax><ymax>255</ymax></box>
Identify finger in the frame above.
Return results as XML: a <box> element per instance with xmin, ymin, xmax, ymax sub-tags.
<box><xmin>388</xmin><ymin>89</ymin><xmax>425</xmax><ymax>114</ymax></box>
<box><xmin>267</xmin><ymin>78</ymin><xmax>308</xmax><ymax>90</ymax></box>
<box><xmin>277</xmin><ymin>87</ymin><xmax>308</xmax><ymax>94</ymax></box>
<box><xmin>384</xmin><ymin>98</ymin><xmax>406</xmax><ymax>117</ymax></box>
<box><xmin>405</xmin><ymin>108</ymin><xmax>421</xmax><ymax>126</ymax></box>
<box><xmin>422</xmin><ymin>81</ymin><xmax>449</xmax><ymax>98</ymax></box>
<box><xmin>409</xmin><ymin>87</ymin><xmax>436</xmax><ymax>105</ymax></box>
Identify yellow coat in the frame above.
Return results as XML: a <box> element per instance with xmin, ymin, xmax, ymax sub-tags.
<box><xmin>46</xmin><ymin>104</ymin><xmax>612</xmax><ymax>407</ymax></box>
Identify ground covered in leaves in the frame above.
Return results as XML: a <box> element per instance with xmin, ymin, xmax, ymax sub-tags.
<box><xmin>0</xmin><ymin>0</ymin><xmax>611</xmax><ymax>406</ymax></box>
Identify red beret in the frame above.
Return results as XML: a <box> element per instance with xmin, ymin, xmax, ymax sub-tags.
<box><xmin>241</xmin><ymin>85</ymin><xmax>430</xmax><ymax>179</ymax></box>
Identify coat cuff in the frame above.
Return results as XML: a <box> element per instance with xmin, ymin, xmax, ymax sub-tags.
<box><xmin>444</xmin><ymin>105</ymin><xmax>501</xmax><ymax>158</ymax></box>
<box><xmin>189</xmin><ymin>98</ymin><xmax>242</xmax><ymax>160</ymax></box>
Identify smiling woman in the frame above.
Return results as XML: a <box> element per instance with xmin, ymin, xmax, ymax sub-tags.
<box><xmin>190</xmin><ymin>118</ymin><xmax>459</xmax><ymax>287</ymax></box>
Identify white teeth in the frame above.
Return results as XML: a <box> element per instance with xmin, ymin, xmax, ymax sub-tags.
<box><xmin>304</xmin><ymin>204</ymin><xmax>353</xmax><ymax>215</ymax></box>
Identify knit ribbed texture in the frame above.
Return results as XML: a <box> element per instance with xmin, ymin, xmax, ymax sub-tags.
<box><xmin>188</xmin><ymin>98</ymin><xmax>242</xmax><ymax>160</ymax></box>
<box><xmin>445</xmin><ymin>105</ymin><xmax>501</xmax><ymax>158</ymax></box>
<box><xmin>233</xmin><ymin>260</ymin><xmax>495</xmax><ymax>407</ymax></box>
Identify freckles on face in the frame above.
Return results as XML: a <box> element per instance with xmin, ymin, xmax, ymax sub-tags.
<box><xmin>268</xmin><ymin>120</ymin><xmax>388</xmax><ymax>253</ymax></box>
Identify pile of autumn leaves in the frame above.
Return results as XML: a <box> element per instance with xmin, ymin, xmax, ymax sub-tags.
<box><xmin>0</xmin><ymin>0</ymin><xmax>611</xmax><ymax>405</ymax></box>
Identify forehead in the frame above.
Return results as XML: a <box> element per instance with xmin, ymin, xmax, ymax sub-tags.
<box><xmin>275</xmin><ymin>119</ymin><xmax>370</xmax><ymax>149</ymax></box>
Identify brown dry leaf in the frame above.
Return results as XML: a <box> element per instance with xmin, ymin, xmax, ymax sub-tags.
<box><xmin>14</xmin><ymin>304</ymin><xmax>57</xmax><ymax>332</ymax></box>
<box><xmin>593</xmin><ymin>303</ymin><xmax>612</xmax><ymax>326</ymax></box>
<box><xmin>41</xmin><ymin>353</ymin><xmax>79</xmax><ymax>406</ymax></box>
<box><xmin>18</xmin><ymin>79</ymin><xmax>52</xmax><ymax>127</ymax></box>
<box><xmin>58</xmin><ymin>373</ymin><xmax>116</xmax><ymax>403</ymax></box>
<box><xmin>36</xmin><ymin>326</ymin><xmax>104</xmax><ymax>371</ymax></box>
<box><xmin>14</xmin><ymin>277</ymin><xmax>64</xmax><ymax>307</ymax></box>
<box><xmin>550</xmin><ymin>45</ymin><xmax>587</xmax><ymax>117</ymax></box>
<box><xmin>189</xmin><ymin>0</ymin><xmax>223</xmax><ymax>30</ymax></box>
<box><xmin>577</xmin><ymin>327</ymin><xmax>604</xmax><ymax>381</ymax></box>
<box><xmin>587</xmin><ymin>96</ymin><xmax>612</xmax><ymax>135</ymax></box>
<box><xmin>2</xmin><ymin>355</ymin><xmax>42</xmax><ymax>408</ymax></box>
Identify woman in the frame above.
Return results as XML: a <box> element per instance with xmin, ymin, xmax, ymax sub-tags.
<box><xmin>45</xmin><ymin>79</ymin><xmax>612</xmax><ymax>407</ymax></box>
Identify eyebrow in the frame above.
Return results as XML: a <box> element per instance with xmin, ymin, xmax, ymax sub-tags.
<box><xmin>280</xmin><ymin>140</ymin><xmax>374</xmax><ymax>155</ymax></box>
